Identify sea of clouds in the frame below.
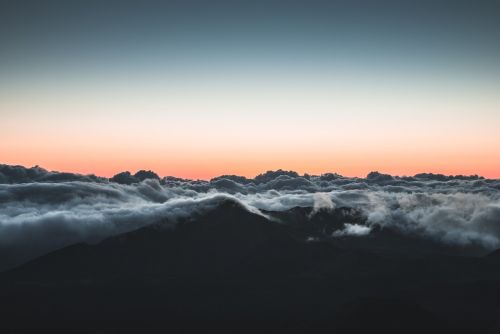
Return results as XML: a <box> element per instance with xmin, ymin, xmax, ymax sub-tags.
<box><xmin>1</xmin><ymin>164</ymin><xmax>500</xmax><ymax>270</ymax></box>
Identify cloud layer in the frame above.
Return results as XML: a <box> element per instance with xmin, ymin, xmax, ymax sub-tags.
<box><xmin>1</xmin><ymin>164</ymin><xmax>500</xmax><ymax>270</ymax></box>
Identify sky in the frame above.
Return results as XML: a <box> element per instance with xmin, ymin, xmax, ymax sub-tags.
<box><xmin>1</xmin><ymin>0</ymin><xmax>500</xmax><ymax>179</ymax></box>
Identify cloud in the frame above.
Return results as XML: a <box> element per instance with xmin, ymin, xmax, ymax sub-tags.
<box><xmin>359</xmin><ymin>191</ymin><xmax>500</xmax><ymax>249</ymax></box>
<box><xmin>110</xmin><ymin>170</ymin><xmax>160</xmax><ymax>185</ymax></box>
<box><xmin>0</xmin><ymin>164</ymin><xmax>105</xmax><ymax>184</ymax></box>
<box><xmin>311</xmin><ymin>192</ymin><xmax>336</xmax><ymax>215</ymax></box>
<box><xmin>1</xmin><ymin>164</ymin><xmax>500</xmax><ymax>271</ymax></box>
<box><xmin>333</xmin><ymin>224</ymin><xmax>372</xmax><ymax>237</ymax></box>
<box><xmin>0</xmin><ymin>181</ymin><xmax>256</xmax><ymax>270</ymax></box>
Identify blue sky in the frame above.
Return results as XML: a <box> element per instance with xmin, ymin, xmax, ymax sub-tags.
<box><xmin>1</xmin><ymin>0</ymin><xmax>500</xmax><ymax>178</ymax></box>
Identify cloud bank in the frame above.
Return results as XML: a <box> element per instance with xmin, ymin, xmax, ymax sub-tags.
<box><xmin>1</xmin><ymin>164</ymin><xmax>500</xmax><ymax>270</ymax></box>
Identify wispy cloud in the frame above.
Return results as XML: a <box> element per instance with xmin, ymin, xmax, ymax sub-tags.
<box><xmin>1</xmin><ymin>164</ymin><xmax>500</xmax><ymax>270</ymax></box>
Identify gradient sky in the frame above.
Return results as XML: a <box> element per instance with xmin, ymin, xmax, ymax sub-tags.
<box><xmin>1</xmin><ymin>0</ymin><xmax>500</xmax><ymax>179</ymax></box>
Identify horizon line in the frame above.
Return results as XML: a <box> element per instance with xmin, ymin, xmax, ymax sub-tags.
<box><xmin>0</xmin><ymin>163</ymin><xmax>492</xmax><ymax>182</ymax></box>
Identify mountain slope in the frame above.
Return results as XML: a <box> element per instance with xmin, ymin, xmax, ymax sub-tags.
<box><xmin>1</xmin><ymin>199</ymin><xmax>500</xmax><ymax>333</ymax></box>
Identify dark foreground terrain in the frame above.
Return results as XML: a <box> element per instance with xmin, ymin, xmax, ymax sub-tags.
<box><xmin>2</xmin><ymin>199</ymin><xmax>500</xmax><ymax>333</ymax></box>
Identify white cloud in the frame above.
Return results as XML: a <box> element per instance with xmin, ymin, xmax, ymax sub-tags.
<box><xmin>1</xmin><ymin>164</ymin><xmax>500</xmax><ymax>271</ymax></box>
<box><xmin>333</xmin><ymin>224</ymin><xmax>372</xmax><ymax>237</ymax></box>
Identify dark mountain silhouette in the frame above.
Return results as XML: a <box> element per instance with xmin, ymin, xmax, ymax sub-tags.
<box><xmin>1</xmin><ymin>199</ymin><xmax>500</xmax><ymax>333</ymax></box>
<box><xmin>485</xmin><ymin>248</ymin><xmax>500</xmax><ymax>261</ymax></box>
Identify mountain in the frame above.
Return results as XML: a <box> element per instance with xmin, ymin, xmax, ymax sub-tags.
<box><xmin>1</xmin><ymin>199</ymin><xmax>500</xmax><ymax>333</ymax></box>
